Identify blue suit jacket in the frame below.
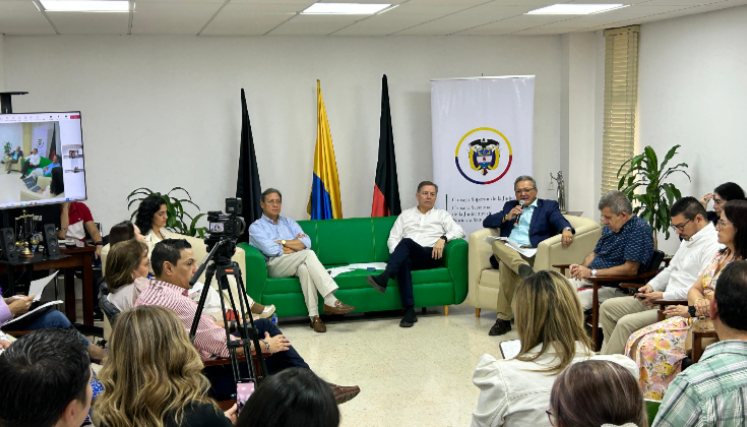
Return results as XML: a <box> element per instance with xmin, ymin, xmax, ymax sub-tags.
<box><xmin>483</xmin><ymin>199</ymin><xmax>574</xmax><ymax>268</ymax></box>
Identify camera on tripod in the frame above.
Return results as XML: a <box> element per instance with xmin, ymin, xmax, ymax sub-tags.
<box><xmin>205</xmin><ymin>198</ymin><xmax>246</xmax><ymax>259</ymax></box>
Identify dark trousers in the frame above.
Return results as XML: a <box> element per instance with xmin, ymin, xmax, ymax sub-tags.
<box><xmin>20</xmin><ymin>160</ymin><xmax>36</xmax><ymax>176</ymax></box>
<box><xmin>386</xmin><ymin>238</ymin><xmax>441</xmax><ymax>307</ymax></box>
<box><xmin>204</xmin><ymin>318</ymin><xmax>309</xmax><ymax>400</ymax></box>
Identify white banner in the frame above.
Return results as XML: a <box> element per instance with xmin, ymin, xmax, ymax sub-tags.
<box><xmin>431</xmin><ymin>76</ymin><xmax>535</xmax><ymax>236</ymax></box>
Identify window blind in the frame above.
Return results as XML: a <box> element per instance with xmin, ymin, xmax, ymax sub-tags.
<box><xmin>601</xmin><ymin>25</ymin><xmax>640</xmax><ymax>196</ymax></box>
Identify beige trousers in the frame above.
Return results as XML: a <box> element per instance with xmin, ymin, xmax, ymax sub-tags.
<box><xmin>571</xmin><ymin>279</ymin><xmax>628</xmax><ymax>311</ymax></box>
<box><xmin>599</xmin><ymin>296</ymin><xmax>658</xmax><ymax>355</ymax></box>
<box><xmin>492</xmin><ymin>241</ymin><xmax>534</xmax><ymax>321</ymax></box>
<box><xmin>266</xmin><ymin>250</ymin><xmax>338</xmax><ymax>317</ymax></box>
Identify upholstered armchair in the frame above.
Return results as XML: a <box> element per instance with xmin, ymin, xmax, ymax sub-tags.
<box><xmin>465</xmin><ymin>215</ymin><xmax>602</xmax><ymax>316</ymax></box>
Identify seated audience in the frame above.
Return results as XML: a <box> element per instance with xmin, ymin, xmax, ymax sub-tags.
<box><xmin>134</xmin><ymin>238</ymin><xmax>360</xmax><ymax>403</ymax></box>
<box><xmin>104</xmin><ymin>238</ymin><xmax>151</xmax><ymax>312</ymax></box>
<box><xmin>549</xmin><ymin>360</ymin><xmax>648</xmax><ymax>427</ymax></box>
<box><xmin>3</xmin><ymin>146</ymin><xmax>23</xmax><ymax>173</ymax></box>
<box><xmin>136</xmin><ymin>194</ymin><xmax>275</xmax><ymax>319</ymax></box>
<box><xmin>626</xmin><ymin>200</ymin><xmax>747</xmax><ymax>400</ymax></box>
<box><xmin>481</xmin><ymin>175</ymin><xmax>575</xmax><ymax>336</ymax></box>
<box><xmin>249</xmin><ymin>188</ymin><xmax>355</xmax><ymax>333</ymax></box>
<box><xmin>568</xmin><ymin>190</ymin><xmax>654</xmax><ymax>311</ymax></box>
<box><xmin>237</xmin><ymin>367</ymin><xmax>339</xmax><ymax>427</ymax></box>
<box><xmin>107</xmin><ymin>220</ymin><xmax>146</xmax><ymax>246</ymax></box>
<box><xmin>366</xmin><ymin>181</ymin><xmax>466</xmax><ymax>327</ymax></box>
<box><xmin>0</xmin><ymin>329</ymin><xmax>93</xmax><ymax>427</ymax></box>
<box><xmin>28</xmin><ymin>153</ymin><xmax>60</xmax><ymax>178</ymax></box>
<box><xmin>653</xmin><ymin>261</ymin><xmax>747</xmax><ymax>427</ymax></box>
<box><xmin>470</xmin><ymin>270</ymin><xmax>636</xmax><ymax>427</ymax></box>
<box><xmin>0</xmin><ymin>293</ymin><xmax>107</xmax><ymax>360</ymax></box>
<box><xmin>19</xmin><ymin>147</ymin><xmax>41</xmax><ymax>178</ymax></box>
<box><xmin>58</xmin><ymin>201</ymin><xmax>104</xmax><ymax>259</ymax></box>
<box><xmin>94</xmin><ymin>305</ymin><xmax>237</xmax><ymax>427</ymax></box>
<box><xmin>600</xmin><ymin>197</ymin><xmax>721</xmax><ymax>355</ymax></box>
<box><xmin>701</xmin><ymin>182</ymin><xmax>745</xmax><ymax>225</ymax></box>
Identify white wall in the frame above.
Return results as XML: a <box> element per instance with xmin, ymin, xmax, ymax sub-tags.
<box><xmin>0</xmin><ymin>35</ymin><xmax>4</xmax><ymax>92</ymax></box>
<box><xmin>3</xmin><ymin>35</ymin><xmax>563</xmax><ymax>232</ymax></box>
<box><xmin>638</xmin><ymin>5</ymin><xmax>747</xmax><ymax>253</ymax></box>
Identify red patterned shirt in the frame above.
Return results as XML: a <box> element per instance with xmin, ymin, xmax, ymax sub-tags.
<box><xmin>134</xmin><ymin>278</ymin><xmax>229</xmax><ymax>360</ymax></box>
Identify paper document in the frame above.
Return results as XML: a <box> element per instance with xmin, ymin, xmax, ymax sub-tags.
<box><xmin>483</xmin><ymin>236</ymin><xmax>537</xmax><ymax>258</ymax></box>
<box><xmin>326</xmin><ymin>262</ymin><xmax>388</xmax><ymax>279</ymax></box>
<box><xmin>499</xmin><ymin>339</ymin><xmax>522</xmax><ymax>360</ymax></box>
<box><xmin>3</xmin><ymin>300</ymin><xmax>64</xmax><ymax>327</ymax></box>
<box><xmin>28</xmin><ymin>271</ymin><xmax>59</xmax><ymax>302</ymax></box>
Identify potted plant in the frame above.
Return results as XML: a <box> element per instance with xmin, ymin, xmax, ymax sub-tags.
<box><xmin>126</xmin><ymin>187</ymin><xmax>207</xmax><ymax>238</ymax></box>
<box><xmin>3</xmin><ymin>142</ymin><xmax>11</xmax><ymax>157</ymax></box>
<box><xmin>617</xmin><ymin>145</ymin><xmax>690</xmax><ymax>248</ymax></box>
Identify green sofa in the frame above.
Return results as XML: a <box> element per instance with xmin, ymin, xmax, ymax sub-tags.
<box><xmin>238</xmin><ymin>216</ymin><xmax>468</xmax><ymax>317</ymax></box>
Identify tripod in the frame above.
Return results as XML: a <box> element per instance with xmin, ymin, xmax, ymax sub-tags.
<box><xmin>189</xmin><ymin>239</ymin><xmax>268</xmax><ymax>387</ymax></box>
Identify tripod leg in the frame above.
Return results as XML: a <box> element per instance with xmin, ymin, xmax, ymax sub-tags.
<box><xmin>232</xmin><ymin>266</ymin><xmax>269</xmax><ymax>379</ymax></box>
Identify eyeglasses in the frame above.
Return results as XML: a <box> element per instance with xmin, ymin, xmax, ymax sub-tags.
<box><xmin>717</xmin><ymin>219</ymin><xmax>732</xmax><ymax>229</ymax></box>
<box><xmin>670</xmin><ymin>219</ymin><xmax>691</xmax><ymax>232</ymax></box>
<box><xmin>546</xmin><ymin>409</ymin><xmax>556</xmax><ymax>426</ymax></box>
<box><xmin>515</xmin><ymin>187</ymin><xmax>536</xmax><ymax>195</ymax></box>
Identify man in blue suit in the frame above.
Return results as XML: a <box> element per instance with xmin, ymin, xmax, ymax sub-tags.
<box><xmin>482</xmin><ymin>175</ymin><xmax>575</xmax><ymax>336</ymax></box>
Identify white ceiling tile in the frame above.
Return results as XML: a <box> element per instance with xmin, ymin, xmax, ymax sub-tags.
<box><xmin>385</xmin><ymin>4</ymin><xmax>478</xmax><ymax>14</ymax></box>
<box><xmin>393</xmin><ymin>5</ymin><xmax>528</xmax><ymax>34</ymax></box>
<box><xmin>0</xmin><ymin>1</ymin><xmax>56</xmax><ymax>35</ymax></box>
<box><xmin>131</xmin><ymin>3</ymin><xmax>222</xmax><ymax>34</ymax></box>
<box><xmin>215</xmin><ymin>3</ymin><xmax>310</xmax><ymax>12</ymax></box>
<box><xmin>201</xmin><ymin>4</ymin><xmax>294</xmax><ymax>35</ymax></box>
<box><xmin>512</xmin><ymin>26</ymin><xmax>587</xmax><ymax>34</ymax></box>
<box><xmin>267</xmin><ymin>14</ymin><xmax>360</xmax><ymax>35</ymax></box>
<box><xmin>333</xmin><ymin>12</ymin><xmax>445</xmax><ymax>34</ymax></box>
<box><xmin>46</xmin><ymin>11</ymin><xmax>129</xmax><ymax>34</ymax></box>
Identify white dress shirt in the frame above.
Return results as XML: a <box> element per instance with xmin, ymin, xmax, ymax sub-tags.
<box><xmin>471</xmin><ymin>342</ymin><xmax>638</xmax><ymax>427</ymax></box>
<box><xmin>648</xmin><ymin>222</ymin><xmax>722</xmax><ymax>300</ymax></box>
<box><xmin>27</xmin><ymin>152</ymin><xmax>41</xmax><ymax>166</ymax></box>
<box><xmin>387</xmin><ymin>207</ymin><xmax>466</xmax><ymax>253</ymax></box>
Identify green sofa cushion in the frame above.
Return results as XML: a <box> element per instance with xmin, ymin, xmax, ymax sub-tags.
<box><xmin>372</xmin><ymin>216</ymin><xmax>397</xmax><ymax>262</ymax></box>
<box><xmin>315</xmin><ymin>217</ymin><xmax>375</xmax><ymax>265</ymax></box>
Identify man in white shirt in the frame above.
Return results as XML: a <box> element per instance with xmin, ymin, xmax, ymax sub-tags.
<box><xmin>366</xmin><ymin>181</ymin><xmax>466</xmax><ymax>327</ymax></box>
<box><xmin>20</xmin><ymin>148</ymin><xmax>41</xmax><ymax>179</ymax></box>
<box><xmin>599</xmin><ymin>197</ymin><xmax>722</xmax><ymax>355</ymax></box>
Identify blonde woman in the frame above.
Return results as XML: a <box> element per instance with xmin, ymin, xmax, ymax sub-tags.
<box><xmin>471</xmin><ymin>270</ymin><xmax>637</xmax><ymax>427</ymax></box>
<box><xmin>93</xmin><ymin>305</ymin><xmax>237</xmax><ymax>427</ymax></box>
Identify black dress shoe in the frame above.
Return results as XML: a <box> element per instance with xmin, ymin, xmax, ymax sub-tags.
<box><xmin>488</xmin><ymin>319</ymin><xmax>512</xmax><ymax>336</ymax></box>
<box><xmin>518</xmin><ymin>264</ymin><xmax>534</xmax><ymax>279</ymax></box>
<box><xmin>366</xmin><ymin>273</ymin><xmax>388</xmax><ymax>294</ymax></box>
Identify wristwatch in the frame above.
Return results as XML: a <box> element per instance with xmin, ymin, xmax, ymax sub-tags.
<box><xmin>94</xmin><ymin>241</ymin><xmax>104</xmax><ymax>246</ymax></box>
<box><xmin>591</xmin><ymin>269</ymin><xmax>598</xmax><ymax>277</ymax></box>
<box><xmin>261</xmin><ymin>339</ymin><xmax>270</xmax><ymax>351</ymax></box>
<box><xmin>440</xmin><ymin>235</ymin><xmax>448</xmax><ymax>243</ymax></box>
<box><xmin>281</xmin><ymin>240</ymin><xmax>287</xmax><ymax>246</ymax></box>
<box><xmin>688</xmin><ymin>305</ymin><xmax>697</xmax><ymax>318</ymax></box>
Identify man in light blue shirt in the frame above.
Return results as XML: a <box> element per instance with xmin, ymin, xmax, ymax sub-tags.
<box><xmin>249</xmin><ymin>188</ymin><xmax>355</xmax><ymax>333</ymax></box>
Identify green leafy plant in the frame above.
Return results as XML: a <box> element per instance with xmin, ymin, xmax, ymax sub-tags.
<box><xmin>126</xmin><ymin>187</ymin><xmax>207</xmax><ymax>238</ymax></box>
<box><xmin>3</xmin><ymin>142</ymin><xmax>11</xmax><ymax>156</ymax></box>
<box><xmin>617</xmin><ymin>145</ymin><xmax>690</xmax><ymax>246</ymax></box>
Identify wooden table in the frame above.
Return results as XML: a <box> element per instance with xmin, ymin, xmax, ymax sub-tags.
<box><xmin>0</xmin><ymin>245</ymin><xmax>96</xmax><ymax>326</ymax></box>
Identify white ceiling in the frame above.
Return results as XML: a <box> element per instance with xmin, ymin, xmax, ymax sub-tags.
<box><xmin>0</xmin><ymin>0</ymin><xmax>745</xmax><ymax>36</ymax></box>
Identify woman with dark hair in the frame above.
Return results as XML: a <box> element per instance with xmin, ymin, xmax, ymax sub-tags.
<box><xmin>135</xmin><ymin>194</ymin><xmax>169</xmax><ymax>243</ymax></box>
<box><xmin>36</xmin><ymin>166</ymin><xmax>64</xmax><ymax>196</ymax></box>
<box><xmin>104</xmin><ymin>239</ymin><xmax>150</xmax><ymax>312</ymax></box>
<box><xmin>470</xmin><ymin>270</ymin><xmax>636</xmax><ymax>427</ymax></box>
<box><xmin>548</xmin><ymin>360</ymin><xmax>647</xmax><ymax>427</ymax></box>
<box><xmin>236</xmin><ymin>367</ymin><xmax>339</xmax><ymax>427</ymax></box>
<box><xmin>108</xmin><ymin>220</ymin><xmax>145</xmax><ymax>247</ymax></box>
<box><xmin>625</xmin><ymin>199</ymin><xmax>747</xmax><ymax>400</ymax></box>
<box><xmin>701</xmin><ymin>182</ymin><xmax>746</xmax><ymax>225</ymax></box>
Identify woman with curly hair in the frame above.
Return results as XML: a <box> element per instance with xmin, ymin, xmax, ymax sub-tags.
<box><xmin>93</xmin><ymin>305</ymin><xmax>237</xmax><ymax>427</ymax></box>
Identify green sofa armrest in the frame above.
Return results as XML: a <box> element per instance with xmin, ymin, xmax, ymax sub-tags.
<box><xmin>237</xmin><ymin>243</ymin><xmax>268</xmax><ymax>302</ymax></box>
<box><xmin>443</xmin><ymin>239</ymin><xmax>468</xmax><ymax>304</ymax></box>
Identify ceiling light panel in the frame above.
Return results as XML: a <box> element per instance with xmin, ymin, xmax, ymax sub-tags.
<box><xmin>526</xmin><ymin>4</ymin><xmax>626</xmax><ymax>14</ymax></box>
<box><xmin>302</xmin><ymin>3</ymin><xmax>391</xmax><ymax>14</ymax></box>
<box><xmin>40</xmin><ymin>1</ymin><xmax>129</xmax><ymax>12</ymax></box>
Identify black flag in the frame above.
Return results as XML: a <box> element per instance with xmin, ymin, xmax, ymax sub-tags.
<box><xmin>371</xmin><ymin>74</ymin><xmax>401</xmax><ymax>217</ymax></box>
<box><xmin>236</xmin><ymin>88</ymin><xmax>262</xmax><ymax>242</ymax></box>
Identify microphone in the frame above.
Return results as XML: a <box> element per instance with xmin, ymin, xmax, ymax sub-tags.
<box><xmin>514</xmin><ymin>200</ymin><xmax>526</xmax><ymax>225</ymax></box>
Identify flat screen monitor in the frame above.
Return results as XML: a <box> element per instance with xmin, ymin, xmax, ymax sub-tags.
<box><xmin>0</xmin><ymin>112</ymin><xmax>86</xmax><ymax>211</ymax></box>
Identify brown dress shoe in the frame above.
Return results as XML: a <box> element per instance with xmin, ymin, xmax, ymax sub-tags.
<box><xmin>328</xmin><ymin>383</ymin><xmax>361</xmax><ymax>404</ymax></box>
<box><xmin>310</xmin><ymin>316</ymin><xmax>326</xmax><ymax>333</ymax></box>
<box><xmin>323</xmin><ymin>300</ymin><xmax>355</xmax><ymax>314</ymax></box>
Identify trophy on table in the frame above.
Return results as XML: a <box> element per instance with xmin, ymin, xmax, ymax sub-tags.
<box><xmin>14</xmin><ymin>210</ymin><xmax>39</xmax><ymax>258</ymax></box>
<box><xmin>549</xmin><ymin>171</ymin><xmax>567</xmax><ymax>214</ymax></box>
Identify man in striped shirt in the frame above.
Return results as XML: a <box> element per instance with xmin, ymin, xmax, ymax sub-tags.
<box><xmin>653</xmin><ymin>261</ymin><xmax>747</xmax><ymax>427</ymax></box>
<box><xmin>135</xmin><ymin>239</ymin><xmax>360</xmax><ymax>403</ymax></box>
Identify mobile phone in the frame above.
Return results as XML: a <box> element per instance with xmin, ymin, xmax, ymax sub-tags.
<box><xmin>236</xmin><ymin>379</ymin><xmax>255</xmax><ymax>415</ymax></box>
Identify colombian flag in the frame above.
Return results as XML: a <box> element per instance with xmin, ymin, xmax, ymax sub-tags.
<box><xmin>307</xmin><ymin>80</ymin><xmax>343</xmax><ymax>220</ymax></box>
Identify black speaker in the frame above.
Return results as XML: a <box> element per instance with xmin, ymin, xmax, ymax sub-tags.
<box><xmin>0</xmin><ymin>228</ymin><xmax>19</xmax><ymax>261</ymax></box>
<box><xmin>43</xmin><ymin>223</ymin><xmax>61</xmax><ymax>258</ymax></box>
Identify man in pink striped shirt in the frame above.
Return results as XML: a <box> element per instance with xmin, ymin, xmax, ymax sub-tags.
<box><xmin>135</xmin><ymin>239</ymin><xmax>360</xmax><ymax>403</ymax></box>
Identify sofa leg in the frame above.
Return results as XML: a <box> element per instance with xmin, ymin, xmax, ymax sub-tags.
<box><xmin>475</xmin><ymin>308</ymin><xmax>481</xmax><ymax>317</ymax></box>
<box><xmin>444</xmin><ymin>305</ymin><xmax>449</xmax><ymax>316</ymax></box>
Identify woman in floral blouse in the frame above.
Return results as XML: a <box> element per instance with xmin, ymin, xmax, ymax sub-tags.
<box><xmin>625</xmin><ymin>200</ymin><xmax>747</xmax><ymax>400</ymax></box>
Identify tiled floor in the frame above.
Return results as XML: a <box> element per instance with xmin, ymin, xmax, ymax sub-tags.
<box><xmin>277</xmin><ymin>304</ymin><xmax>516</xmax><ymax>427</ymax></box>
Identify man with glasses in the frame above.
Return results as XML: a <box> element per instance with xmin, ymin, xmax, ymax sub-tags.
<box><xmin>249</xmin><ymin>188</ymin><xmax>355</xmax><ymax>333</ymax></box>
<box><xmin>598</xmin><ymin>196</ymin><xmax>721</xmax><ymax>355</ymax></box>
<box><xmin>482</xmin><ymin>175</ymin><xmax>575</xmax><ymax>336</ymax></box>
